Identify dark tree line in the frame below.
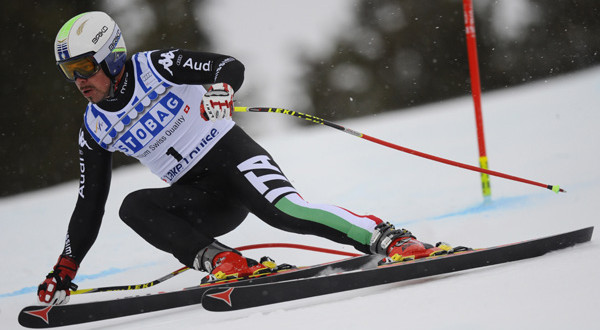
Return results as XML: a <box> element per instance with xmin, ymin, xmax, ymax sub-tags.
<box><xmin>1</xmin><ymin>0</ymin><xmax>599</xmax><ymax>196</ymax></box>
<box><xmin>302</xmin><ymin>0</ymin><xmax>600</xmax><ymax>120</ymax></box>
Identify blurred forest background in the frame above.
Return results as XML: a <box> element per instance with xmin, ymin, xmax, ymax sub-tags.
<box><xmin>1</xmin><ymin>0</ymin><xmax>599</xmax><ymax>197</ymax></box>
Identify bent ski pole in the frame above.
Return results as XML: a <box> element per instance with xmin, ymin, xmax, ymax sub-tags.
<box><xmin>234</xmin><ymin>106</ymin><xmax>565</xmax><ymax>193</ymax></box>
<box><xmin>72</xmin><ymin>243</ymin><xmax>360</xmax><ymax>295</ymax></box>
<box><xmin>72</xmin><ymin>266</ymin><xmax>189</xmax><ymax>295</ymax></box>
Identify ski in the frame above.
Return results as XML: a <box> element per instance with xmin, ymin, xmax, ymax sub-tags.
<box><xmin>202</xmin><ymin>226</ymin><xmax>594</xmax><ymax>311</ymax></box>
<box><xmin>18</xmin><ymin>254</ymin><xmax>377</xmax><ymax>328</ymax></box>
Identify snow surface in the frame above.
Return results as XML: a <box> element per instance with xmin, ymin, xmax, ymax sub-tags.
<box><xmin>1</xmin><ymin>66</ymin><xmax>599</xmax><ymax>329</ymax></box>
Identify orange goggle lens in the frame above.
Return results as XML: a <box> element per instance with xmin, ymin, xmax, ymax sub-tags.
<box><xmin>58</xmin><ymin>56</ymin><xmax>101</xmax><ymax>81</ymax></box>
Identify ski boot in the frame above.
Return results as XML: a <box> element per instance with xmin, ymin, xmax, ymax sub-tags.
<box><xmin>194</xmin><ymin>241</ymin><xmax>289</xmax><ymax>284</ymax></box>
<box><xmin>370</xmin><ymin>222</ymin><xmax>454</xmax><ymax>265</ymax></box>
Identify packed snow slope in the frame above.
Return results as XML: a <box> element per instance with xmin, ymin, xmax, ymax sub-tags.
<box><xmin>1</xmin><ymin>67</ymin><xmax>599</xmax><ymax>329</ymax></box>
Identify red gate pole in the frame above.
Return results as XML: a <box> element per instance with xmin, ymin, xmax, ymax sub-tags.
<box><xmin>463</xmin><ymin>0</ymin><xmax>491</xmax><ymax>198</ymax></box>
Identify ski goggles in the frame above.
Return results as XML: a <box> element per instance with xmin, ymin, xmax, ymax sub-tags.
<box><xmin>57</xmin><ymin>52</ymin><xmax>101</xmax><ymax>81</ymax></box>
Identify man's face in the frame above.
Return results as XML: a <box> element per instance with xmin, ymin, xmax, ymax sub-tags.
<box><xmin>74</xmin><ymin>69</ymin><xmax>111</xmax><ymax>104</ymax></box>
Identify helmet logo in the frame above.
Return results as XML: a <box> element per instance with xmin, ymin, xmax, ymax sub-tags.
<box><xmin>76</xmin><ymin>19</ymin><xmax>89</xmax><ymax>36</ymax></box>
<box><xmin>92</xmin><ymin>25</ymin><xmax>109</xmax><ymax>44</ymax></box>
<box><xmin>108</xmin><ymin>30</ymin><xmax>122</xmax><ymax>52</ymax></box>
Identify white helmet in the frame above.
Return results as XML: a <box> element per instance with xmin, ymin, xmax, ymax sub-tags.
<box><xmin>54</xmin><ymin>11</ymin><xmax>127</xmax><ymax>81</ymax></box>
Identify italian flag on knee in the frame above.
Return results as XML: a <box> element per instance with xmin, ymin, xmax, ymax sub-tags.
<box><xmin>275</xmin><ymin>193</ymin><xmax>382</xmax><ymax>246</ymax></box>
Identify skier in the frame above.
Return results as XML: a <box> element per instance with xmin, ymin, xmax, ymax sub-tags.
<box><xmin>38</xmin><ymin>11</ymin><xmax>450</xmax><ymax>305</ymax></box>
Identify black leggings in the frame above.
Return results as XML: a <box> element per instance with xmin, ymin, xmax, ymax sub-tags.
<box><xmin>119</xmin><ymin>125</ymin><xmax>377</xmax><ymax>267</ymax></box>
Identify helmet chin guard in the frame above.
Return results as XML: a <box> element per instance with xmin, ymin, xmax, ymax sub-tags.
<box><xmin>55</xmin><ymin>11</ymin><xmax>127</xmax><ymax>80</ymax></box>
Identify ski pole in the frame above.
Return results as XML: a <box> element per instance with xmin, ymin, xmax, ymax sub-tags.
<box><xmin>71</xmin><ymin>243</ymin><xmax>360</xmax><ymax>295</ymax></box>
<box><xmin>234</xmin><ymin>106</ymin><xmax>565</xmax><ymax>193</ymax></box>
<box><xmin>72</xmin><ymin>266</ymin><xmax>189</xmax><ymax>295</ymax></box>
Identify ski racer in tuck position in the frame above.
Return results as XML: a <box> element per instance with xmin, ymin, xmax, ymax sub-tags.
<box><xmin>38</xmin><ymin>11</ymin><xmax>452</xmax><ymax>305</ymax></box>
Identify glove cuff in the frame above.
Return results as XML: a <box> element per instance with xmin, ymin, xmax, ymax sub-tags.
<box><xmin>208</xmin><ymin>82</ymin><xmax>234</xmax><ymax>93</ymax></box>
<box><xmin>54</xmin><ymin>255</ymin><xmax>79</xmax><ymax>281</ymax></box>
